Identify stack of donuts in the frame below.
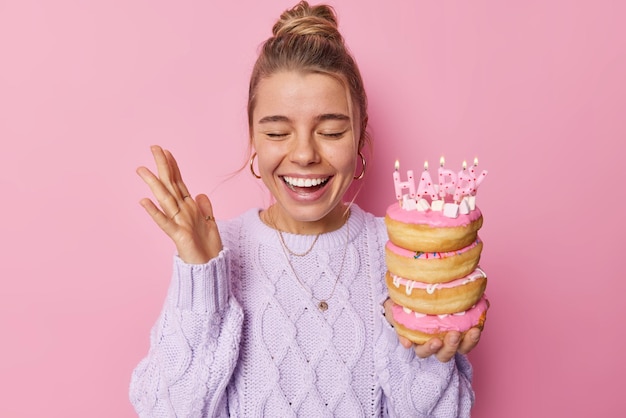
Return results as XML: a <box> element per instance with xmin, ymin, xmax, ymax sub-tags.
<box><xmin>384</xmin><ymin>159</ymin><xmax>489</xmax><ymax>345</ymax></box>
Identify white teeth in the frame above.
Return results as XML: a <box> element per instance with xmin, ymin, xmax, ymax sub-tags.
<box><xmin>283</xmin><ymin>176</ymin><xmax>328</xmax><ymax>188</ymax></box>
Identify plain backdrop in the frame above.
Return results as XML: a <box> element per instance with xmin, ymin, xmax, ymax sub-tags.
<box><xmin>1</xmin><ymin>0</ymin><xmax>624</xmax><ymax>417</ymax></box>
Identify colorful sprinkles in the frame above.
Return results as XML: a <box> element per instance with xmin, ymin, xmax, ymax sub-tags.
<box><xmin>412</xmin><ymin>238</ymin><xmax>480</xmax><ymax>260</ymax></box>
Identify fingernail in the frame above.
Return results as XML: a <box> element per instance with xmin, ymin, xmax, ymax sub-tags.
<box><xmin>449</xmin><ymin>334</ymin><xmax>460</xmax><ymax>345</ymax></box>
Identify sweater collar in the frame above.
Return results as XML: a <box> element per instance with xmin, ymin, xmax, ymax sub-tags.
<box><xmin>243</xmin><ymin>204</ymin><xmax>366</xmax><ymax>252</ymax></box>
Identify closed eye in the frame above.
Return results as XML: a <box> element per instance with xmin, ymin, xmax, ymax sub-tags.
<box><xmin>318</xmin><ymin>130</ymin><xmax>348</xmax><ymax>139</ymax></box>
<box><xmin>265</xmin><ymin>132</ymin><xmax>289</xmax><ymax>139</ymax></box>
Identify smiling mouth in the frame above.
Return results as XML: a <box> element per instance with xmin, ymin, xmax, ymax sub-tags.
<box><xmin>282</xmin><ymin>176</ymin><xmax>330</xmax><ymax>192</ymax></box>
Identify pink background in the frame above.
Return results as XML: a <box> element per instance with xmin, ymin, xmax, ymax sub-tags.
<box><xmin>1</xmin><ymin>0</ymin><xmax>624</xmax><ymax>416</ymax></box>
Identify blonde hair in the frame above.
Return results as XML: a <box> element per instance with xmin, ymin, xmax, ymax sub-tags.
<box><xmin>247</xmin><ymin>1</ymin><xmax>369</xmax><ymax>150</ymax></box>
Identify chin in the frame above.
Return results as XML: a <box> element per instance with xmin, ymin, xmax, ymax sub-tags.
<box><xmin>284</xmin><ymin>205</ymin><xmax>333</xmax><ymax>223</ymax></box>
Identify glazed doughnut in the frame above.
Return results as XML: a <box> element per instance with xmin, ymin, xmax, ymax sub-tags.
<box><xmin>385</xmin><ymin>202</ymin><xmax>483</xmax><ymax>252</ymax></box>
<box><xmin>388</xmin><ymin>296</ymin><xmax>489</xmax><ymax>345</ymax></box>
<box><xmin>385</xmin><ymin>238</ymin><xmax>482</xmax><ymax>283</ymax></box>
<box><xmin>385</xmin><ymin>268</ymin><xmax>487</xmax><ymax>315</ymax></box>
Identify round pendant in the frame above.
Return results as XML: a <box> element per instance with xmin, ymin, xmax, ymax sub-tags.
<box><xmin>318</xmin><ymin>301</ymin><xmax>329</xmax><ymax>311</ymax></box>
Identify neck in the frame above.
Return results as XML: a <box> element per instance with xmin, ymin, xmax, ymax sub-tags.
<box><xmin>261</xmin><ymin>203</ymin><xmax>350</xmax><ymax>235</ymax></box>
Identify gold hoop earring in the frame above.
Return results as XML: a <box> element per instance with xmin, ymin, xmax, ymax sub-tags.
<box><xmin>249</xmin><ymin>152</ymin><xmax>261</xmax><ymax>179</ymax></box>
<box><xmin>354</xmin><ymin>151</ymin><xmax>366</xmax><ymax>180</ymax></box>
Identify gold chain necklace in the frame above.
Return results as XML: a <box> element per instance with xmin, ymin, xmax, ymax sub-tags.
<box><xmin>277</xmin><ymin>229</ymin><xmax>320</xmax><ymax>257</ymax></box>
<box><xmin>275</xmin><ymin>212</ymin><xmax>351</xmax><ymax>312</ymax></box>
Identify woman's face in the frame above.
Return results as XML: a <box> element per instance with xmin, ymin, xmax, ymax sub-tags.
<box><xmin>252</xmin><ymin>71</ymin><xmax>360</xmax><ymax>233</ymax></box>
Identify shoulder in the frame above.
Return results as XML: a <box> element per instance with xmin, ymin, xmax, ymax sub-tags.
<box><xmin>216</xmin><ymin>208</ymin><xmax>260</xmax><ymax>248</ymax></box>
<box><xmin>217</xmin><ymin>208</ymin><xmax>285</xmax><ymax>250</ymax></box>
<box><xmin>350</xmin><ymin>204</ymin><xmax>387</xmax><ymax>241</ymax></box>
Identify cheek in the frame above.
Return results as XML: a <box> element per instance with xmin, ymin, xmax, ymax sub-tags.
<box><xmin>339</xmin><ymin>157</ymin><xmax>357</xmax><ymax>176</ymax></box>
<box><xmin>328</xmin><ymin>146</ymin><xmax>358</xmax><ymax>176</ymax></box>
<box><xmin>255</xmin><ymin>146</ymin><xmax>283</xmax><ymax>176</ymax></box>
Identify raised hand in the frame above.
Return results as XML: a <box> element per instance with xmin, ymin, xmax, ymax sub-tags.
<box><xmin>136</xmin><ymin>145</ymin><xmax>222</xmax><ymax>264</ymax></box>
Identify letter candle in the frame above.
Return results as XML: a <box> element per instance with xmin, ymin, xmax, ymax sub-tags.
<box><xmin>392</xmin><ymin>157</ymin><xmax>486</xmax><ymax>214</ymax></box>
<box><xmin>469</xmin><ymin>157</ymin><xmax>488</xmax><ymax>193</ymax></box>
<box><xmin>454</xmin><ymin>160</ymin><xmax>476</xmax><ymax>203</ymax></box>
<box><xmin>393</xmin><ymin>160</ymin><xmax>416</xmax><ymax>206</ymax></box>
<box><xmin>416</xmin><ymin>161</ymin><xmax>438</xmax><ymax>200</ymax></box>
<box><xmin>438</xmin><ymin>156</ymin><xmax>457</xmax><ymax>199</ymax></box>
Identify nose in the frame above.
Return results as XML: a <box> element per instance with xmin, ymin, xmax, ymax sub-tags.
<box><xmin>289</xmin><ymin>132</ymin><xmax>320</xmax><ymax>166</ymax></box>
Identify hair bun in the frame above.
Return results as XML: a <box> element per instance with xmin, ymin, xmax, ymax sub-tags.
<box><xmin>272</xmin><ymin>1</ymin><xmax>341</xmax><ymax>41</ymax></box>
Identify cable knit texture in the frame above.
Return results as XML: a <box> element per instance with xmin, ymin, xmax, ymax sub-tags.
<box><xmin>130</xmin><ymin>205</ymin><xmax>475</xmax><ymax>417</ymax></box>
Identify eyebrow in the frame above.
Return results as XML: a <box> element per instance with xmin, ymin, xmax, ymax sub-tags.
<box><xmin>257</xmin><ymin>115</ymin><xmax>291</xmax><ymax>124</ymax></box>
<box><xmin>316</xmin><ymin>113</ymin><xmax>350</xmax><ymax>122</ymax></box>
<box><xmin>257</xmin><ymin>113</ymin><xmax>350</xmax><ymax>124</ymax></box>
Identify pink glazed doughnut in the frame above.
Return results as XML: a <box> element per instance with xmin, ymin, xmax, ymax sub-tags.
<box><xmin>387</xmin><ymin>296</ymin><xmax>489</xmax><ymax>345</ymax></box>
<box><xmin>385</xmin><ymin>238</ymin><xmax>483</xmax><ymax>283</ymax></box>
<box><xmin>385</xmin><ymin>201</ymin><xmax>483</xmax><ymax>252</ymax></box>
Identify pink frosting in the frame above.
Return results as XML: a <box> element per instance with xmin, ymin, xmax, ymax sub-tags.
<box><xmin>386</xmin><ymin>201</ymin><xmax>482</xmax><ymax>227</ymax></box>
<box><xmin>390</xmin><ymin>268</ymin><xmax>486</xmax><ymax>294</ymax></box>
<box><xmin>391</xmin><ymin>296</ymin><xmax>489</xmax><ymax>333</ymax></box>
<box><xmin>386</xmin><ymin>237</ymin><xmax>481</xmax><ymax>260</ymax></box>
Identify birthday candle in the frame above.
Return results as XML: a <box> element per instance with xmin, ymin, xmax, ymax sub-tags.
<box><xmin>454</xmin><ymin>160</ymin><xmax>476</xmax><ymax>202</ymax></box>
<box><xmin>393</xmin><ymin>160</ymin><xmax>415</xmax><ymax>202</ymax></box>
<box><xmin>416</xmin><ymin>161</ymin><xmax>438</xmax><ymax>200</ymax></box>
<box><xmin>438</xmin><ymin>156</ymin><xmax>457</xmax><ymax>199</ymax></box>
<box><xmin>469</xmin><ymin>157</ymin><xmax>488</xmax><ymax>193</ymax></box>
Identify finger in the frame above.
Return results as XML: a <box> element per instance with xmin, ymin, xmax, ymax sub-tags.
<box><xmin>195</xmin><ymin>194</ymin><xmax>216</xmax><ymax>222</ymax></box>
<box><xmin>164</xmin><ymin>149</ymin><xmax>191</xmax><ymax>199</ymax></box>
<box><xmin>138</xmin><ymin>197</ymin><xmax>178</xmax><ymax>236</ymax></box>
<box><xmin>434</xmin><ymin>331</ymin><xmax>461</xmax><ymax>363</ymax></box>
<box><xmin>151</xmin><ymin>145</ymin><xmax>182</xmax><ymax>200</ymax></box>
<box><xmin>458</xmin><ymin>328</ymin><xmax>481</xmax><ymax>355</ymax></box>
<box><xmin>397</xmin><ymin>335</ymin><xmax>413</xmax><ymax>349</ymax></box>
<box><xmin>137</xmin><ymin>166</ymin><xmax>180</xmax><ymax>219</ymax></box>
<box><xmin>195</xmin><ymin>193</ymin><xmax>223</xmax><ymax>255</ymax></box>
<box><xmin>413</xmin><ymin>337</ymin><xmax>443</xmax><ymax>359</ymax></box>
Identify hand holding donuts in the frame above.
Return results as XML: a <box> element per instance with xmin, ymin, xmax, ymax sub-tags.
<box><xmin>136</xmin><ymin>145</ymin><xmax>222</xmax><ymax>264</ymax></box>
<box><xmin>383</xmin><ymin>299</ymin><xmax>481</xmax><ymax>363</ymax></box>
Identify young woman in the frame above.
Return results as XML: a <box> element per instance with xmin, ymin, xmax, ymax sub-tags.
<box><xmin>130</xmin><ymin>2</ymin><xmax>481</xmax><ymax>416</ymax></box>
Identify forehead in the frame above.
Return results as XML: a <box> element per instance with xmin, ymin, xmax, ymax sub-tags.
<box><xmin>253</xmin><ymin>71</ymin><xmax>351</xmax><ymax>122</ymax></box>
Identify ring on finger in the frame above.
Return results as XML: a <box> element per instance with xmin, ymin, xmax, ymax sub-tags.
<box><xmin>205</xmin><ymin>215</ymin><xmax>214</xmax><ymax>222</ymax></box>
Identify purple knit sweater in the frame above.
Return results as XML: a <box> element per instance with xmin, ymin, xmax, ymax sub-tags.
<box><xmin>129</xmin><ymin>205</ymin><xmax>475</xmax><ymax>417</ymax></box>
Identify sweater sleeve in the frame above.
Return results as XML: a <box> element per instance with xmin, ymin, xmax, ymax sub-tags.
<box><xmin>375</xmin><ymin>313</ymin><xmax>475</xmax><ymax>417</ymax></box>
<box><xmin>129</xmin><ymin>249</ymin><xmax>244</xmax><ymax>418</ymax></box>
